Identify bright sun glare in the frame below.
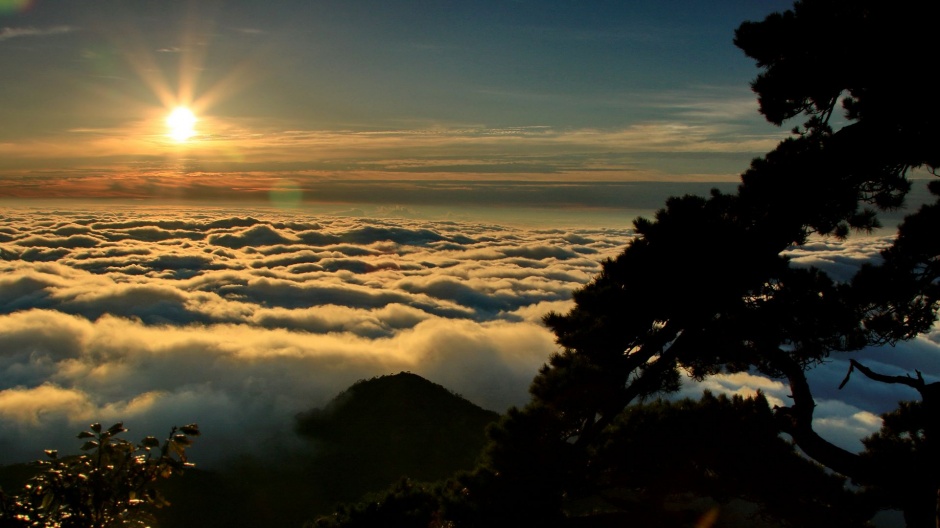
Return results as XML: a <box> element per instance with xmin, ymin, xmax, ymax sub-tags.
<box><xmin>166</xmin><ymin>107</ymin><xmax>197</xmax><ymax>142</ymax></box>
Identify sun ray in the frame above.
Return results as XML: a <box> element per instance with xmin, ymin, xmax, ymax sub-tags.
<box><xmin>188</xmin><ymin>54</ymin><xmax>261</xmax><ymax>117</ymax></box>
<box><xmin>83</xmin><ymin>2</ymin><xmax>270</xmax><ymax>149</ymax></box>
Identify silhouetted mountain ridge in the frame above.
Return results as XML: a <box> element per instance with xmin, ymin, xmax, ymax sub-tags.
<box><xmin>295</xmin><ymin>371</ymin><xmax>500</xmax><ymax>488</ymax></box>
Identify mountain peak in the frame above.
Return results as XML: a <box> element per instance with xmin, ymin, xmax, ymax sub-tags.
<box><xmin>295</xmin><ymin>372</ymin><xmax>499</xmax><ymax>485</ymax></box>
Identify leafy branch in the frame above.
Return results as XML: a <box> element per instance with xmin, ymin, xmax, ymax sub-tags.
<box><xmin>0</xmin><ymin>422</ymin><xmax>199</xmax><ymax>528</ymax></box>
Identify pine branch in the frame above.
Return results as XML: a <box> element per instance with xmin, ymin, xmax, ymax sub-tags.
<box><xmin>840</xmin><ymin>359</ymin><xmax>925</xmax><ymax>394</ymax></box>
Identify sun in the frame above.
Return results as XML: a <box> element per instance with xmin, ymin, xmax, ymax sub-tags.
<box><xmin>166</xmin><ymin>106</ymin><xmax>197</xmax><ymax>142</ymax></box>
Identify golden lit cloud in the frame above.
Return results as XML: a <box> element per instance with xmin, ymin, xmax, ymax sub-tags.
<box><xmin>0</xmin><ymin>384</ymin><xmax>94</xmax><ymax>425</ymax></box>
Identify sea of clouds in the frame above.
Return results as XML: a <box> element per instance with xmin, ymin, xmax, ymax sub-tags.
<box><xmin>0</xmin><ymin>203</ymin><xmax>937</xmax><ymax>466</ymax></box>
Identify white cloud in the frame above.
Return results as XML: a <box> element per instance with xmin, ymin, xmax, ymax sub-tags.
<box><xmin>813</xmin><ymin>400</ymin><xmax>884</xmax><ymax>451</ymax></box>
<box><xmin>784</xmin><ymin>235</ymin><xmax>893</xmax><ymax>282</ymax></box>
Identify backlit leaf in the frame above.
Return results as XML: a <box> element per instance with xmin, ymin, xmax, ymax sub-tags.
<box><xmin>180</xmin><ymin>424</ymin><xmax>200</xmax><ymax>436</ymax></box>
<box><xmin>107</xmin><ymin>422</ymin><xmax>126</xmax><ymax>435</ymax></box>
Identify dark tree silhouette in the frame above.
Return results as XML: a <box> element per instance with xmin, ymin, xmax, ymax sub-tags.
<box><xmin>312</xmin><ymin>393</ymin><xmax>866</xmax><ymax>528</ymax></box>
<box><xmin>859</xmin><ymin>399</ymin><xmax>936</xmax><ymax>528</ymax></box>
<box><xmin>590</xmin><ymin>392</ymin><xmax>870</xmax><ymax>527</ymax></box>
<box><xmin>477</xmin><ymin>0</ymin><xmax>940</xmax><ymax>526</ymax></box>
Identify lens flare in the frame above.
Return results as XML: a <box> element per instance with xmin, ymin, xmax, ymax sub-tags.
<box><xmin>0</xmin><ymin>0</ymin><xmax>34</xmax><ymax>14</ymax></box>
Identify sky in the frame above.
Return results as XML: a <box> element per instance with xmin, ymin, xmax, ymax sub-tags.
<box><xmin>1</xmin><ymin>0</ymin><xmax>794</xmax><ymax>202</ymax></box>
<box><xmin>1</xmin><ymin>3</ymin><xmax>938</xmax><ymax>509</ymax></box>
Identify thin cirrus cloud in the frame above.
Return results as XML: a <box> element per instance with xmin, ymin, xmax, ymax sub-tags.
<box><xmin>0</xmin><ymin>119</ymin><xmax>784</xmax><ymax>186</ymax></box>
<box><xmin>0</xmin><ymin>25</ymin><xmax>75</xmax><ymax>41</ymax></box>
<box><xmin>0</xmin><ymin>84</ymin><xmax>787</xmax><ymax>202</ymax></box>
<box><xmin>0</xmin><ymin>204</ymin><xmax>937</xmax><ymax>466</ymax></box>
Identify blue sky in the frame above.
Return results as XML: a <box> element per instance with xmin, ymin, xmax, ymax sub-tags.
<box><xmin>0</xmin><ymin>0</ymin><xmax>795</xmax><ymax>200</ymax></box>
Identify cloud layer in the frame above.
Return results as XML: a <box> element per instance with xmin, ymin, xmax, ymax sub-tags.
<box><xmin>0</xmin><ymin>204</ymin><xmax>630</xmax><ymax>463</ymax></box>
<box><xmin>1</xmin><ymin>204</ymin><xmax>937</xmax><ymax>465</ymax></box>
